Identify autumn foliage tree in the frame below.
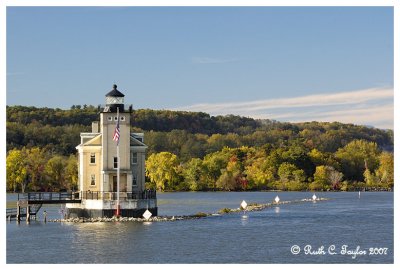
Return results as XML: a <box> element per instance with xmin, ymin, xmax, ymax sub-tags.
<box><xmin>6</xmin><ymin>149</ymin><xmax>28</xmax><ymax>192</ymax></box>
<box><xmin>6</xmin><ymin>147</ymin><xmax>78</xmax><ymax>192</ymax></box>
<box><xmin>335</xmin><ymin>140</ymin><xmax>380</xmax><ymax>181</ymax></box>
<box><xmin>145</xmin><ymin>152</ymin><xmax>180</xmax><ymax>191</ymax></box>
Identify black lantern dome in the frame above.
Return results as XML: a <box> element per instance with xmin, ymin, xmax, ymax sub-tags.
<box><xmin>105</xmin><ymin>84</ymin><xmax>125</xmax><ymax>112</ymax></box>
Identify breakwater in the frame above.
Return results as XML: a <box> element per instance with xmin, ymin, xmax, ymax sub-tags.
<box><xmin>48</xmin><ymin>197</ymin><xmax>328</xmax><ymax>223</ymax></box>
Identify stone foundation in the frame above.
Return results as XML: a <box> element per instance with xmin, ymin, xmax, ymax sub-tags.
<box><xmin>67</xmin><ymin>207</ymin><xmax>158</xmax><ymax>218</ymax></box>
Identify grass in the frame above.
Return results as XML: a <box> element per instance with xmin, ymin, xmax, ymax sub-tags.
<box><xmin>218</xmin><ymin>208</ymin><xmax>232</xmax><ymax>214</ymax></box>
<box><xmin>194</xmin><ymin>212</ymin><xmax>208</xmax><ymax>218</ymax></box>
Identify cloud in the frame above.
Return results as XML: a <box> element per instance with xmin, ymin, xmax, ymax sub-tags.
<box><xmin>248</xmin><ymin>104</ymin><xmax>393</xmax><ymax>129</ymax></box>
<box><xmin>192</xmin><ymin>57</ymin><xmax>239</xmax><ymax>64</ymax></box>
<box><xmin>171</xmin><ymin>87</ymin><xmax>394</xmax><ymax>129</ymax></box>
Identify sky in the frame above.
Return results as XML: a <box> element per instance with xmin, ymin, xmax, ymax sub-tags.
<box><xmin>6</xmin><ymin>6</ymin><xmax>394</xmax><ymax>129</ymax></box>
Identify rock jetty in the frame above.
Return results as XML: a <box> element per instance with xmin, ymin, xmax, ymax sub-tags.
<box><xmin>48</xmin><ymin>197</ymin><xmax>328</xmax><ymax>223</ymax></box>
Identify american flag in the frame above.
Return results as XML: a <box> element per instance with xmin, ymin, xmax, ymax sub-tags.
<box><xmin>113</xmin><ymin>119</ymin><xmax>120</xmax><ymax>144</ymax></box>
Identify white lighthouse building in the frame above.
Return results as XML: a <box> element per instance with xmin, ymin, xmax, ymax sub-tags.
<box><xmin>66</xmin><ymin>84</ymin><xmax>157</xmax><ymax>218</ymax></box>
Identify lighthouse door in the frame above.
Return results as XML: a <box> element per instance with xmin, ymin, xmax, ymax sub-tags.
<box><xmin>112</xmin><ymin>176</ymin><xmax>118</xmax><ymax>192</ymax></box>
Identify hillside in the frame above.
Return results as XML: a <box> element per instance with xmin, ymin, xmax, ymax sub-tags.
<box><xmin>6</xmin><ymin>105</ymin><xmax>393</xmax><ymax>157</ymax></box>
<box><xmin>6</xmin><ymin>105</ymin><xmax>394</xmax><ymax>192</ymax></box>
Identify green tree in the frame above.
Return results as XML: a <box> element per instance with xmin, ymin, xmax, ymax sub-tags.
<box><xmin>216</xmin><ymin>157</ymin><xmax>242</xmax><ymax>191</ymax></box>
<box><xmin>308</xmin><ymin>148</ymin><xmax>326</xmax><ymax>166</ymax></box>
<box><xmin>6</xmin><ymin>149</ymin><xmax>28</xmax><ymax>192</ymax></box>
<box><xmin>276</xmin><ymin>142</ymin><xmax>314</xmax><ymax>177</ymax></box>
<box><xmin>65</xmin><ymin>154</ymin><xmax>78</xmax><ymax>191</ymax></box>
<box><xmin>145</xmin><ymin>152</ymin><xmax>179</xmax><ymax>191</ymax></box>
<box><xmin>310</xmin><ymin>166</ymin><xmax>330</xmax><ymax>190</ymax></box>
<box><xmin>202</xmin><ymin>149</ymin><xmax>230</xmax><ymax>190</ymax></box>
<box><xmin>207</xmin><ymin>133</ymin><xmax>240</xmax><ymax>153</ymax></box>
<box><xmin>363</xmin><ymin>168</ymin><xmax>377</xmax><ymax>188</ymax></box>
<box><xmin>181</xmin><ymin>158</ymin><xmax>206</xmax><ymax>191</ymax></box>
<box><xmin>245</xmin><ymin>157</ymin><xmax>275</xmax><ymax>189</ymax></box>
<box><xmin>375</xmin><ymin>152</ymin><xmax>394</xmax><ymax>189</ymax></box>
<box><xmin>277</xmin><ymin>163</ymin><xmax>306</xmax><ymax>191</ymax></box>
<box><xmin>45</xmin><ymin>155</ymin><xmax>67</xmax><ymax>191</ymax></box>
<box><xmin>311</xmin><ymin>165</ymin><xmax>343</xmax><ymax>190</ymax></box>
<box><xmin>335</xmin><ymin>140</ymin><xmax>380</xmax><ymax>181</ymax></box>
<box><xmin>180</xmin><ymin>135</ymin><xmax>207</xmax><ymax>161</ymax></box>
<box><xmin>145</xmin><ymin>131</ymin><xmax>169</xmax><ymax>156</ymax></box>
<box><xmin>25</xmin><ymin>147</ymin><xmax>48</xmax><ymax>191</ymax></box>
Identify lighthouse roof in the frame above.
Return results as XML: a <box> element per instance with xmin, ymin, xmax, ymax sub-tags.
<box><xmin>105</xmin><ymin>84</ymin><xmax>125</xmax><ymax>97</ymax></box>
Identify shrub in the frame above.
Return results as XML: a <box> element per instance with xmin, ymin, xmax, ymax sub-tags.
<box><xmin>218</xmin><ymin>208</ymin><xmax>232</xmax><ymax>214</ymax></box>
<box><xmin>194</xmin><ymin>212</ymin><xmax>208</xmax><ymax>217</ymax></box>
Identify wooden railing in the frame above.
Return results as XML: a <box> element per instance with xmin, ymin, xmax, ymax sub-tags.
<box><xmin>18</xmin><ymin>192</ymin><xmax>80</xmax><ymax>202</ymax></box>
<box><xmin>17</xmin><ymin>190</ymin><xmax>156</xmax><ymax>202</ymax></box>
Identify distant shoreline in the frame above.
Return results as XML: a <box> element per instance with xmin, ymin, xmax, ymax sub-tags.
<box><xmin>6</xmin><ymin>189</ymin><xmax>393</xmax><ymax>195</ymax></box>
<box><xmin>155</xmin><ymin>189</ymin><xmax>393</xmax><ymax>193</ymax></box>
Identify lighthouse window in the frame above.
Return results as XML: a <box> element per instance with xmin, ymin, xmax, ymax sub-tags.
<box><xmin>90</xmin><ymin>175</ymin><xmax>96</xmax><ymax>186</ymax></box>
<box><xmin>90</xmin><ymin>153</ymin><xmax>96</xmax><ymax>164</ymax></box>
<box><xmin>113</xmin><ymin>157</ymin><xmax>118</xmax><ymax>169</ymax></box>
<box><xmin>132</xmin><ymin>175</ymin><xmax>137</xmax><ymax>186</ymax></box>
<box><xmin>120</xmin><ymin>116</ymin><xmax>125</xmax><ymax>121</ymax></box>
<box><xmin>108</xmin><ymin>116</ymin><xmax>112</xmax><ymax>121</ymax></box>
<box><xmin>114</xmin><ymin>116</ymin><xmax>118</xmax><ymax>121</ymax></box>
<box><xmin>131</xmin><ymin>152</ymin><xmax>138</xmax><ymax>164</ymax></box>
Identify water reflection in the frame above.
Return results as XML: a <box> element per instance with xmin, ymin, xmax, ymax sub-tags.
<box><xmin>241</xmin><ymin>215</ymin><xmax>248</xmax><ymax>226</ymax></box>
<box><xmin>71</xmin><ymin>222</ymin><xmax>144</xmax><ymax>247</ymax></box>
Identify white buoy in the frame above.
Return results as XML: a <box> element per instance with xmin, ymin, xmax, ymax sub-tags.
<box><xmin>240</xmin><ymin>200</ymin><xmax>248</xmax><ymax>217</ymax></box>
<box><xmin>312</xmin><ymin>194</ymin><xmax>317</xmax><ymax>201</ymax></box>
<box><xmin>275</xmin><ymin>196</ymin><xmax>280</xmax><ymax>203</ymax></box>
<box><xmin>143</xmin><ymin>209</ymin><xmax>152</xmax><ymax>220</ymax></box>
<box><xmin>240</xmin><ymin>200</ymin><xmax>247</xmax><ymax>210</ymax></box>
<box><xmin>359</xmin><ymin>191</ymin><xmax>361</xmax><ymax>199</ymax></box>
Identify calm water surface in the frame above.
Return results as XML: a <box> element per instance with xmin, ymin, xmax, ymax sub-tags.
<box><xmin>6</xmin><ymin>192</ymin><xmax>393</xmax><ymax>263</ymax></box>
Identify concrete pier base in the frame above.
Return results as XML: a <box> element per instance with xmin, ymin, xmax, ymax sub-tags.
<box><xmin>65</xmin><ymin>198</ymin><xmax>157</xmax><ymax>219</ymax></box>
<box><xmin>67</xmin><ymin>207</ymin><xmax>158</xmax><ymax>219</ymax></box>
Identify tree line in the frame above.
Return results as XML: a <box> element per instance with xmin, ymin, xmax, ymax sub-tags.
<box><xmin>7</xmin><ymin>106</ymin><xmax>393</xmax><ymax>158</ymax></box>
<box><xmin>6</xmin><ymin>105</ymin><xmax>261</xmax><ymax>135</ymax></box>
<box><xmin>6</xmin><ymin>105</ymin><xmax>394</xmax><ymax>192</ymax></box>
<box><xmin>145</xmin><ymin>140</ymin><xmax>393</xmax><ymax>191</ymax></box>
<box><xmin>6</xmin><ymin>147</ymin><xmax>78</xmax><ymax>193</ymax></box>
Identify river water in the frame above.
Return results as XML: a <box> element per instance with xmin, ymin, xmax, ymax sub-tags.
<box><xmin>6</xmin><ymin>192</ymin><xmax>393</xmax><ymax>263</ymax></box>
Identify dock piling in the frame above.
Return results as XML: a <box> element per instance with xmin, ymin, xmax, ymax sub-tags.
<box><xmin>16</xmin><ymin>205</ymin><xmax>20</xmax><ymax>222</ymax></box>
<box><xmin>26</xmin><ymin>205</ymin><xmax>30</xmax><ymax>222</ymax></box>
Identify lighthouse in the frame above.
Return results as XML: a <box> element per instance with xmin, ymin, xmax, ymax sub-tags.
<box><xmin>66</xmin><ymin>84</ymin><xmax>157</xmax><ymax>218</ymax></box>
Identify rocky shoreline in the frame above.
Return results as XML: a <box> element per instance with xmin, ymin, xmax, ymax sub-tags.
<box><xmin>48</xmin><ymin>197</ymin><xmax>329</xmax><ymax>223</ymax></box>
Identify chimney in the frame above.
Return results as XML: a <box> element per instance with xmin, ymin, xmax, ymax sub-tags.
<box><xmin>92</xmin><ymin>121</ymin><xmax>99</xmax><ymax>133</ymax></box>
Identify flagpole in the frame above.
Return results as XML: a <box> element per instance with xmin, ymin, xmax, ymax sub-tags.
<box><xmin>116</xmin><ymin>106</ymin><xmax>120</xmax><ymax>217</ymax></box>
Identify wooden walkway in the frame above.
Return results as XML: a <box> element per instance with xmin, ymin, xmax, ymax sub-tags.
<box><xmin>7</xmin><ymin>192</ymin><xmax>81</xmax><ymax>221</ymax></box>
<box><xmin>18</xmin><ymin>192</ymin><xmax>82</xmax><ymax>204</ymax></box>
<box><xmin>6</xmin><ymin>204</ymin><xmax>42</xmax><ymax>220</ymax></box>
